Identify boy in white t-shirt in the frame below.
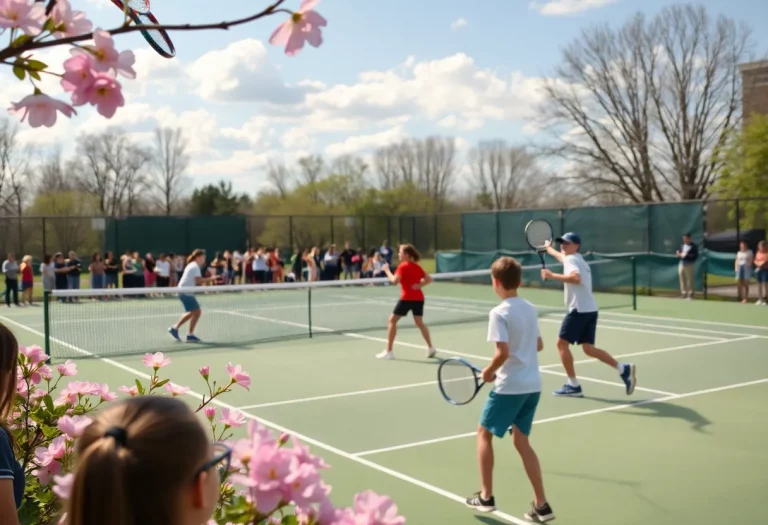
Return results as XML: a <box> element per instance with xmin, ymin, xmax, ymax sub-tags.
<box><xmin>542</xmin><ymin>232</ymin><xmax>636</xmax><ymax>397</ymax></box>
<box><xmin>465</xmin><ymin>257</ymin><xmax>554</xmax><ymax>523</ymax></box>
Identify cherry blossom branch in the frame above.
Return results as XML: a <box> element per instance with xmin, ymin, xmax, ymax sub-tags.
<box><xmin>0</xmin><ymin>0</ymin><xmax>290</xmax><ymax>62</ymax></box>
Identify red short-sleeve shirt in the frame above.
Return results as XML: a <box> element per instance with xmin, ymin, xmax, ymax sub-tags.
<box><xmin>395</xmin><ymin>261</ymin><xmax>426</xmax><ymax>301</ymax></box>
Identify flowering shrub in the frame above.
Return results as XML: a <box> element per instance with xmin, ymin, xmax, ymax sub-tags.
<box><xmin>12</xmin><ymin>345</ymin><xmax>404</xmax><ymax>524</ymax></box>
<box><xmin>1</xmin><ymin>0</ymin><xmax>327</xmax><ymax>127</ymax></box>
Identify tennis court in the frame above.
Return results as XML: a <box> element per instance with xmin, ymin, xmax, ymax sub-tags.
<box><xmin>2</xmin><ymin>266</ymin><xmax>767</xmax><ymax>525</ymax></box>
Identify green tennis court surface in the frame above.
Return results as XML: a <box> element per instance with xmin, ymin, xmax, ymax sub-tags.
<box><xmin>3</xmin><ymin>289</ymin><xmax>767</xmax><ymax>524</ymax></box>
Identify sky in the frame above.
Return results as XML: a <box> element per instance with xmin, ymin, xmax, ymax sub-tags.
<box><xmin>2</xmin><ymin>0</ymin><xmax>767</xmax><ymax>195</ymax></box>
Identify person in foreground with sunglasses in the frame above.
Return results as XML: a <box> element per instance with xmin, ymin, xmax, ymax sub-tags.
<box><xmin>63</xmin><ymin>396</ymin><xmax>231</xmax><ymax>525</ymax></box>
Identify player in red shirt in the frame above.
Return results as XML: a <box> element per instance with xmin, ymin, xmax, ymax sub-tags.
<box><xmin>377</xmin><ymin>244</ymin><xmax>437</xmax><ymax>360</ymax></box>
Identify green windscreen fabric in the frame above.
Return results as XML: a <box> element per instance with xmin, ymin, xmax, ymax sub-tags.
<box><xmin>462</xmin><ymin>213</ymin><xmax>498</xmax><ymax>251</ymax></box>
<box><xmin>648</xmin><ymin>202</ymin><xmax>704</xmax><ymax>254</ymax></box>
<box><xmin>563</xmin><ymin>205</ymin><xmax>649</xmax><ymax>253</ymax></box>
<box><xmin>104</xmin><ymin>216</ymin><xmax>247</xmax><ymax>257</ymax></box>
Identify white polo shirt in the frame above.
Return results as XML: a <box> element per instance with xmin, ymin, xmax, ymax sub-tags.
<box><xmin>486</xmin><ymin>297</ymin><xmax>542</xmax><ymax>395</ymax></box>
<box><xmin>563</xmin><ymin>253</ymin><xmax>598</xmax><ymax>313</ymax></box>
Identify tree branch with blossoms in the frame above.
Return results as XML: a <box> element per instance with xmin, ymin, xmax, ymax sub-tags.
<box><xmin>1</xmin><ymin>0</ymin><xmax>327</xmax><ymax>127</ymax></box>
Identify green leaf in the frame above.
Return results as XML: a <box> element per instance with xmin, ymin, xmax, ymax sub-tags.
<box><xmin>135</xmin><ymin>379</ymin><xmax>145</xmax><ymax>395</ymax></box>
<box><xmin>42</xmin><ymin>395</ymin><xmax>54</xmax><ymax>413</ymax></box>
<box><xmin>29</xmin><ymin>70</ymin><xmax>41</xmax><ymax>81</ymax></box>
<box><xmin>43</xmin><ymin>18</ymin><xmax>56</xmax><ymax>33</ymax></box>
<box><xmin>26</xmin><ymin>60</ymin><xmax>48</xmax><ymax>72</ymax></box>
<box><xmin>10</xmin><ymin>34</ymin><xmax>33</xmax><ymax>48</ymax></box>
<box><xmin>12</xmin><ymin>65</ymin><xmax>25</xmax><ymax>81</ymax></box>
<box><xmin>282</xmin><ymin>516</ymin><xmax>299</xmax><ymax>525</ymax></box>
<box><xmin>154</xmin><ymin>378</ymin><xmax>170</xmax><ymax>389</ymax></box>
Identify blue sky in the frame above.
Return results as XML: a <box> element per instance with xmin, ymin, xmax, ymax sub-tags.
<box><xmin>3</xmin><ymin>0</ymin><xmax>767</xmax><ymax>194</ymax></box>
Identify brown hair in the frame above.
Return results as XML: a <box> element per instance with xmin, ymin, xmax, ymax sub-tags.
<box><xmin>186</xmin><ymin>249</ymin><xmax>205</xmax><ymax>265</ymax></box>
<box><xmin>65</xmin><ymin>396</ymin><xmax>209</xmax><ymax>525</ymax></box>
<box><xmin>0</xmin><ymin>323</ymin><xmax>19</xmax><ymax>448</ymax></box>
<box><xmin>399</xmin><ymin>244</ymin><xmax>420</xmax><ymax>262</ymax></box>
<box><xmin>491</xmin><ymin>257</ymin><xmax>522</xmax><ymax>290</ymax></box>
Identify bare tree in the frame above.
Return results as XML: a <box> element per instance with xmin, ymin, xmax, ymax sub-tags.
<box><xmin>72</xmin><ymin>129</ymin><xmax>150</xmax><ymax>216</ymax></box>
<box><xmin>37</xmin><ymin>148</ymin><xmax>75</xmax><ymax>194</ymax></box>
<box><xmin>414</xmin><ymin>136</ymin><xmax>456</xmax><ymax>210</ymax></box>
<box><xmin>150</xmin><ymin>127</ymin><xmax>189</xmax><ymax>215</ymax></box>
<box><xmin>537</xmin><ymin>4</ymin><xmax>752</xmax><ymax>202</ymax></box>
<box><xmin>266</xmin><ymin>159</ymin><xmax>291</xmax><ymax>198</ymax></box>
<box><xmin>373</xmin><ymin>145</ymin><xmax>399</xmax><ymax>190</ymax></box>
<box><xmin>468</xmin><ymin>141</ymin><xmax>545</xmax><ymax>210</ymax></box>
<box><xmin>0</xmin><ymin>118</ymin><xmax>29</xmax><ymax>215</ymax></box>
<box><xmin>297</xmin><ymin>155</ymin><xmax>324</xmax><ymax>203</ymax></box>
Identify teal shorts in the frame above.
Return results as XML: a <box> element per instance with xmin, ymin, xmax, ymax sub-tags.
<box><xmin>480</xmin><ymin>390</ymin><xmax>541</xmax><ymax>438</ymax></box>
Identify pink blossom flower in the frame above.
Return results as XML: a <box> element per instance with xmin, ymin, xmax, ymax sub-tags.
<box><xmin>278</xmin><ymin>432</ymin><xmax>290</xmax><ymax>446</ymax></box>
<box><xmin>58</xmin><ymin>381</ymin><xmax>92</xmax><ymax>404</ymax></box>
<box><xmin>119</xmin><ymin>385</ymin><xmax>139</xmax><ymax>396</ymax></box>
<box><xmin>269</xmin><ymin>0</ymin><xmax>327</xmax><ymax>56</ymax></box>
<box><xmin>8</xmin><ymin>94</ymin><xmax>76</xmax><ymax>128</ymax></box>
<box><xmin>225</xmin><ymin>363</ymin><xmax>251</xmax><ymax>390</ymax></box>
<box><xmin>57</xmin><ymin>415</ymin><xmax>93</xmax><ymax>439</ymax></box>
<box><xmin>56</xmin><ymin>360</ymin><xmax>78</xmax><ymax>377</ymax></box>
<box><xmin>20</xmin><ymin>345</ymin><xmax>48</xmax><ymax>365</ymax></box>
<box><xmin>353</xmin><ymin>491</ymin><xmax>405</xmax><ymax>525</ymax></box>
<box><xmin>291</xmin><ymin>436</ymin><xmax>328</xmax><ymax>470</ymax></box>
<box><xmin>0</xmin><ymin>0</ymin><xmax>46</xmax><ymax>35</ymax></box>
<box><xmin>53</xmin><ymin>473</ymin><xmax>74</xmax><ymax>500</ymax></box>
<box><xmin>285</xmin><ymin>461</ymin><xmax>324</xmax><ymax>508</ymax></box>
<box><xmin>232</xmin><ymin>445</ymin><xmax>293</xmax><ymax>512</ymax></box>
<box><xmin>204</xmin><ymin>407</ymin><xmax>216</xmax><ymax>420</ymax></box>
<box><xmin>34</xmin><ymin>436</ymin><xmax>66</xmax><ymax>483</ymax></box>
<box><xmin>90</xmin><ymin>383</ymin><xmax>117</xmax><ymax>402</ymax></box>
<box><xmin>38</xmin><ymin>365</ymin><xmax>53</xmax><ymax>382</ymax></box>
<box><xmin>34</xmin><ymin>460</ymin><xmax>61</xmax><ymax>485</ymax></box>
<box><xmin>16</xmin><ymin>376</ymin><xmax>28</xmax><ymax>395</ymax></box>
<box><xmin>219</xmin><ymin>408</ymin><xmax>246</xmax><ymax>428</ymax></box>
<box><xmin>51</xmin><ymin>0</ymin><xmax>92</xmax><ymax>39</ymax></box>
<box><xmin>76</xmin><ymin>29</ymin><xmax>136</xmax><ymax>78</ymax></box>
<box><xmin>199</xmin><ymin>365</ymin><xmax>210</xmax><ymax>379</ymax></box>
<box><xmin>164</xmin><ymin>382</ymin><xmax>190</xmax><ymax>397</ymax></box>
<box><xmin>142</xmin><ymin>352</ymin><xmax>171</xmax><ymax>370</ymax></box>
<box><xmin>61</xmin><ymin>54</ymin><xmax>96</xmax><ymax>95</ymax></box>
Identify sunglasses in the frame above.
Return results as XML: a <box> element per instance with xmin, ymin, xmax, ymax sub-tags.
<box><xmin>197</xmin><ymin>442</ymin><xmax>232</xmax><ymax>482</ymax></box>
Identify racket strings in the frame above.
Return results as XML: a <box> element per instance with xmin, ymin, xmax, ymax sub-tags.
<box><xmin>439</xmin><ymin>361</ymin><xmax>479</xmax><ymax>404</ymax></box>
<box><xmin>526</xmin><ymin>221</ymin><xmax>553</xmax><ymax>249</ymax></box>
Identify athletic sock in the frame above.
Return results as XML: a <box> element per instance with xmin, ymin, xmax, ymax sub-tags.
<box><xmin>567</xmin><ymin>377</ymin><xmax>580</xmax><ymax>387</ymax></box>
<box><xmin>615</xmin><ymin>363</ymin><xmax>625</xmax><ymax>374</ymax></box>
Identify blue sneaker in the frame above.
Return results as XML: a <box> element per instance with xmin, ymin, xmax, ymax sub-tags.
<box><xmin>168</xmin><ymin>327</ymin><xmax>180</xmax><ymax>341</ymax></box>
<box><xmin>186</xmin><ymin>334</ymin><xmax>201</xmax><ymax>343</ymax></box>
<box><xmin>620</xmin><ymin>364</ymin><xmax>636</xmax><ymax>395</ymax></box>
<box><xmin>553</xmin><ymin>384</ymin><xmax>583</xmax><ymax>397</ymax></box>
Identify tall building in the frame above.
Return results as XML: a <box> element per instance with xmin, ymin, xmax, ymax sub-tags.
<box><xmin>740</xmin><ymin>59</ymin><xmax>768</xmax><ymax>126</ymax></box>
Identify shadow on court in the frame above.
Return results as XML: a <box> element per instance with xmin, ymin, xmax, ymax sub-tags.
<box><xmin>587</xmin><ymin>397</ymin><xmax>712</xmax><ymax>433</ymax></box>
<box><xmin>475</xmin><ymin>515</ymin><xmax>514</xmax><ymax>525</ymax></box>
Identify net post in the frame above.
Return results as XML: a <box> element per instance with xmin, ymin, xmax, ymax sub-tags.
<box><xmin>631</xmin><ymin>256</ymin><xmax>637</xmax><ymax>311</ymax></box>
<box><xmin>307</xmin><ymin>286</ymin><xmax>313</xmax><ymax>339</ymax></box>
<box><xmin>43</xmin><ymin>290</ymin><xmax>52</xmax><ymax>364</ymax></box>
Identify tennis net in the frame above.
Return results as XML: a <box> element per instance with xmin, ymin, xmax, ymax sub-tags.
<box><xmin>43</xmin><ymin>258</ymin><xmax>637</xmax><ymax>359</ymax></box>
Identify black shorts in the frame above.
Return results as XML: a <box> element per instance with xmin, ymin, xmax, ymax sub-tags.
<box><xmin>559</xmin><ymin>310</ymin><xmax>598</xmax><ymax>345</ymax></box>
<box><xmin>156</xmin><ymin>276</ymin><xmax>170</xmax><ymax>287</ymax></box>
<box><xmin>393</xmin><ymin>300</ymin><xmax>424</xmax><ymax>317</ymax></box>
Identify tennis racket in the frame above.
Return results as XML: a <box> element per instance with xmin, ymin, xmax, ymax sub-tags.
<box><xmin>109</xmin><ymin>0</ymin><xmax>175</xmax><ymax>58</ymax></box>
<box><xmin>437</xmin><ymin>358</ymin><xmax>486</xmax><ymax>405</ymax></box>
<box><xmin>525</xmin><ymin>219</ymin><xmax>553</xmax><ymax>269</ymax></box>
<box><xmin>111</xmin><ymin>0</ymin><xmax>151</xmax><ymax>15</ymax></box>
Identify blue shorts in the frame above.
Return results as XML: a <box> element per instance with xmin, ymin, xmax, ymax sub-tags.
<box><xmin>737</xmin><ymin>265</ymin><xmax>752</xmax><ymax>281</ymax></box>
<box><xmin>756</xmin><ymin>269</ymin><xmax>768</xmax><ymax>283</ymax></box>
<box><xmin>179</xmin><ymin>294</ymin><xmax>200</xmax><ymax>312</ymax></box>
<box><xmin>559</xmin><ymin>310</ymin><xmax>598</xmax><ymax>345</ymax></box>
<box><xmin>480</xmin><ymin>391</ymin><xmax>541</xmax><ymax>438</ymax></box>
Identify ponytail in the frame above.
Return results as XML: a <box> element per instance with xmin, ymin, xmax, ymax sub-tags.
<box><xmin>186</xmin><ymin>249</ymin><xmax>205</xmax><ymax>265</ymax></box>
<box><xmin>66</xmin><ymin>438</ymin><xmax>128</xmax><ymax>525</ymax></box>
<box><xmin>400</xmin><ymin>244</ymin><xmax>420</xmax><ymax>262</ymax></box>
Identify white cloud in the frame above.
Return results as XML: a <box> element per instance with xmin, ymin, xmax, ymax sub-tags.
<box><xmin>324</xmin><ymin>126</ymin><xmax>407</xmax><ymax>157</ymax></box>
<box><xmin>450</xmin><ymin>18</ymin><xmax>467</xmax><ymax>30</ymax></box>
<box><xmin>529</xmin><ymin>0</ymin><xmax>621</xmax><ymax>16</ymax></box>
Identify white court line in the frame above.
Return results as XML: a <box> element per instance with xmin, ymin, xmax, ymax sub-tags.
<box><xmin>538</xmin><ymin>335</ymin><xmax>760</xmax><ymax>370</ymax></box>
<box><xmin>352</xmin><ymin>378</ymin><xmax>768</xmax><ymax>457</ymax></box>
<box><xmin>0</xmin><ymin>314</ymin><xmax>530</xmax><ymax>525</ymax></box>
<box><xmin>237</xmin><ymin>377</ymin><xmax>473</xmax><ymax>410</ymax></box>
<box><xmin>219</xmin><ymin>310</ymin><xmax>675</xmax><ymax>397</ymax></box>
<box><xmin>588</xmin><ymin>318</ymin><xmax>767</xmax><ymax>339</ymax></box>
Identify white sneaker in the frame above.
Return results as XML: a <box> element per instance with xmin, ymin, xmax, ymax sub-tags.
<box><xmin>427</xmin><ymin>347</ymin><xmax>437</xmax><ymax>358</ymax></box>
<box><xmin>376</xmin><ymin>350</ymin><xmax>394</xmax><ymax>360</ymax></box>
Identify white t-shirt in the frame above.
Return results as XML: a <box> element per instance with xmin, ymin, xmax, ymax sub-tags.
<box><xmin>178</xmin><ymin>262</ymin><xmax>202</xmax><ymax>289</ymax></box>
<box><xmin>252</xmin><ymin>255</ymin><xmax>267</xmax><ymax>271</ymax></box>
<box><xmin>563</xmin><ymin>253</ymin><xmax>598</xmax><ymax>313</ymax></box>
<box><xmin>486</xmin><ymin>297</ymin><xmax>542</xmax><ymax>395</ymax></box>
<box><xmin>155</xmin><ymin>260</ymin><xmax>171</xmax><ymax>278</ymax></box>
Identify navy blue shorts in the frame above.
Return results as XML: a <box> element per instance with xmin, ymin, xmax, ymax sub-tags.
<box><xmin>179</xmin><ymin>294</ymin><xmax>200</xmax><ymax>312</ymax></box>
<box><xmin>559</xmin><ymin>310</ymin><xmax>598</xmax><ymax>345</ymax></box>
